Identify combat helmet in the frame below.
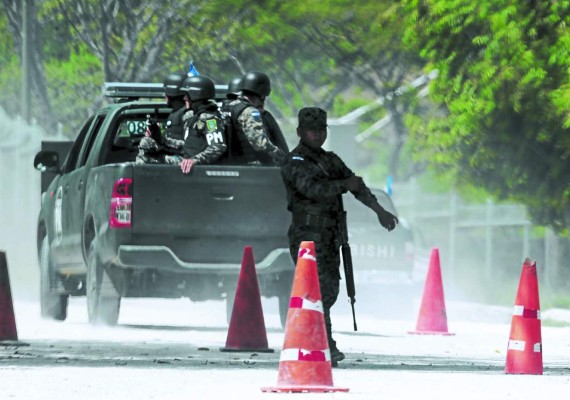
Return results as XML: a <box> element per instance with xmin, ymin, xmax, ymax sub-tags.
<box><xmin>163</xmin><ymin>73</ymin><xmax>186</xmax><ymax>97</ymax></box>
<box><xmin>227</xmin><ymin>77</ymin><xmax>242</xmax><ymax>97</ymax></box>
<box><xmin>180</xmin><ymin>75</ymin><xmax>216</xmax><ymax>101</ymax></box>
<box><xmin>240</xmin><ymin>71</ymin><xmax>271</xmax><ymax>98</ymax></box>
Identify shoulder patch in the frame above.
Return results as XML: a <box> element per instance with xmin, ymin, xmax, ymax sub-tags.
<box><xmin>250</xmin><ymin>110</ymin><xmax>262</xmax><ymax>121</ymax></box>
<box><xmin>291</xmin><ymin>156</ymin><xmax>304</xmax><ymax>161</ymax></box>
<box><xmin>206</xmin><ymin>119</ymin><xmax>218</xmax><ymax>131</ymax></box>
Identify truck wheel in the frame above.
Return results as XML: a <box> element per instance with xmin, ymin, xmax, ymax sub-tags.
<box><xmin>278</xmin><ymin>294</ymin><xmax>289</xmax><ymax>329</ymax></box>
<box><xmin>86</xmin><ymin>241</ymin><xmax>120</xmax><ymax>325</ymax></box>
<box><xmin>225</xmin><ymin>280</ymin><xmax>237</xmax><ymax>325</ymax></box>
<box><xmin>277</xmin><ymin>272</ymin><xmax>294</xmax><ymax>329</ymax></box>
<box><xmin>39</xmin><ymin>237</ymin><xmax>68</xmax><ymax>320</ymax></box>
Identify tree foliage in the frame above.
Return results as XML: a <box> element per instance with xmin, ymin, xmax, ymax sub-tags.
<box><xmin>404</xmin><ymin>0</ymin><xmax>570</xmax><ymax>230</ymax></box>
<box><xmin>1</xmin><ymin>0</ymin><xmax>424</xmax><ymax>184</ymax></box>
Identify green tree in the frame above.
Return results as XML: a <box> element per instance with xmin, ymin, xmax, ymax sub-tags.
<box><xmin>404</xmin><ymin>0</ymin><xmax>570</xmax><ymax>230</ymax></box>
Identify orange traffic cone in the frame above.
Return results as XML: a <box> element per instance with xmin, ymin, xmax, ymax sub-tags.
<box><xmin>261</xmin><ymin>241</ymin><xmax>348</xmax><ymax>393</ymax></box>
<box><xmin>409</xmin><ymin>247</ymin><xmax>454</xmax><ymax>335</ymax></box>
<box><xmin>505</xmin><ymin>258</ymin><xmax>543</xmax><ymax>375</ymax></box>
<box><xmin>0</xmin><ymin>251</ymin><xmax>18</xmax><ymax>342</ymax></box>
<box><xmin>221</xmin><ymin>246</ymin><xmax>273</xmax><ymax>352</ymax></box>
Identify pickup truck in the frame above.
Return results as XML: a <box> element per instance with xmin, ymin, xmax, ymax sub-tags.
<box><xmin>33</xmin><ymin>83</ymin><xmax>294</xmax><ymax>327</ymax></box>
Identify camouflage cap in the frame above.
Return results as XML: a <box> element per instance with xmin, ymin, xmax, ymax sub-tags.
<box><xmin>298</xmin><ymin>107</ymin><xmax>327</xmax><ymax>130</ymax></box>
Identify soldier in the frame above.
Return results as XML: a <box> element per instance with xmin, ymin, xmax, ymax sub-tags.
<box><xmin>136</xmin><ymin>72</ymin><xmax>188</xmax><ymax>164</ymax></box>
<box><xmin>220</xmin><ymin>76</ymin><xmax>242</xmax><ymax>117</ymax></box>
<box><xmin>169</xmin><ymin>75</ymin><xmax>227</xmax><ymax>174</ymax></box>
<box><xmin>280</xmin><ymin>107</ymin><xmax>399</xmax><ymax>367</ymax></box>
<box><xmin>226</xmin><ymin>71</ymin><xmax>286</xmax><ymax>165</ymax></box>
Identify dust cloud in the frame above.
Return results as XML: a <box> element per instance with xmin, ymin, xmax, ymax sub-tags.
<box><xmin>0</xmin><ymin>107</ymin><xmax>50</xmax><ymax>300</ymax></box>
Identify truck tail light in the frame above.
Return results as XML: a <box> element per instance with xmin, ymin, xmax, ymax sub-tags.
<box><xmin>110</xmin><ymin>178</ymin><xmax>132</xmax><ymax>228</ymax></box>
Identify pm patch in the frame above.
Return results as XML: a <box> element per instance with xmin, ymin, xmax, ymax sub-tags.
<box><xmin>206</xmin><ymin>119</ymin><xmax>218</xmax><ymax>131</ymax></box>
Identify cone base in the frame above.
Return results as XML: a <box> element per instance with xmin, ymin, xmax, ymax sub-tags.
<box><xmin>408</xmin><ymin>330</ymin><xmax>455</xmax><ymax>336</ymax></box>
<box><xmin>220</xmin><ymin>347</ymin><xmax>274</xmax><ymax>353</ymax></box>
<box><xmin>0</xmin><ymin>340</ymin><xmax>27</xmax><ymax>346</ymax></box>
<box><xmin>505</xmin><ymin>369</ymin><xmax>543</xmax><ymax>375</ymax></box>
<box><xmin>261</xmin><ymin>385</ymin><xmax>349</xmax><ymax>393</ymax></box>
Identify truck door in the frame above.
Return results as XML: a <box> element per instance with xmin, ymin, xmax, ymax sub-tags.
<box><xmin>52</xmin><ymin>113</ymin><xmax>106</xmax><ymax>267</ymax></box>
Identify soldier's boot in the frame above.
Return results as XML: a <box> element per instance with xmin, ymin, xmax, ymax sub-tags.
<box><xmin>329</xmin><ymin>339</ymin><xmax>345</xmax><ymax>368</ymax></box>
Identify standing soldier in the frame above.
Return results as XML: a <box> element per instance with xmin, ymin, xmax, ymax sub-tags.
<box><xmin>227</xmin><ymin>71</ymin><xmax>286</xmax><ymax>165</ymax></box>
<box><xmin>136</xmin><ymin>72</ymin><xmax>188</xmax><ymax>164</ymax></box>
<box><xmin>170</xmin><ymin>75</ymin><xmax>227</xmax><ymax>174</ymax></box>
<box><xmin>280</xmin><ymin>107</ymin><xmax>399</xmax><ymax>367</ymax></box>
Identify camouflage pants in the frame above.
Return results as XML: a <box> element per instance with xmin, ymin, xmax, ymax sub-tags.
<box><xmin>135</xmin><ymin>137</ymin><xmax>184</xmax><ymax>165</ymax></box>
<box><xmin>288</xmin><ymin>224</ymin><xmax>341</xmax><ymax>345</ymax></box>
<box><xmin>135</xmin><ymin>137</ymin><xmax>162</xmax><ymax>165</ymax></box>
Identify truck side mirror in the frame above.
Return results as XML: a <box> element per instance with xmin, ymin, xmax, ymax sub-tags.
<box><xmin>34</xmin><ymin>150</ymin><xmax>60</xmax><ymax>172</ymax></box>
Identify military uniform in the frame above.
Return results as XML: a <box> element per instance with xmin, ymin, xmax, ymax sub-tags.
<box><xmin>280</xmin><ymin>107</ymin><xmax>381</xmax><ymax>366</ymax></box>
<box><xmin>166</xmin><ymin>102</ymin><xmax>226</xmax><ymax>165</ymax></box>
<box><xmin>135</xmin><ymin>99</ymin><xmax>188</xmax><ymax>165</ymax></box>
<box><xmin>227</xmin><ymin>96</ymin><xmax>285</xmax><ymax>165</ymax></box>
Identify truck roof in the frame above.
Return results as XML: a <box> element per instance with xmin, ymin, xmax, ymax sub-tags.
<box><xmin>103</xmin><ymin>82</ymin><xmax>229</xmax><ymax>103</ymax></box>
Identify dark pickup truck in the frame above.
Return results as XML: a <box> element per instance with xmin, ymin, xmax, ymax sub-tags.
<box><xmin>33</xmin><ymin>83</ymin><xmax>294</xmax><ymax>326</ymax></box>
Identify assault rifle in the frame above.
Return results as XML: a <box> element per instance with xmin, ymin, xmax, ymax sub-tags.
<box><xmin>145</xmin><ymin>108</ymin><xmax>162</xmax><ymax>143</ymax></box>
<box><xmin>339</xmin><ymin>196</ymin><xmax>357</xmax><ymax>331</ymax></box>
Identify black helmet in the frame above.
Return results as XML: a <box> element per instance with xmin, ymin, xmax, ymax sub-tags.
<box><xmin>180</xmin><ymin>75</ymin><xmax>215</xmax><ymax>101</ymax></box>
<box><xmin>163</xmin><ymin>73</ymin><xmax>186</xmax><ymax>97</ymax></box>
<box><xmin>227</xmin><ymin>77</ymin><xmax>242</xmax><ymax>96</ymax></box>
<box><xmin>240</xmin><ymin>71</ymin><xmax>271</xmax><ymax>97</ymax></box>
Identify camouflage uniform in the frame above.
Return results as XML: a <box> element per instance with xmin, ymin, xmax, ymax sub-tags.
<box><xmin>165</xmin><ymin>102</ymin><xmax>226</xmax><ymax>165</ymax></box>
<box><xmin>135</xmin><ymin>136</ymin><xmax>163</xmax><ymax>165</ymax></box>
<box><xmin>227</xmin><ymin>96</ymin><xmax>285</xmax><ymax>165</ymax></box>
<box><xmin>280</xmin><ymin>107</ymin><xmax>378</xmax><ymax>364</ymax></box>
<box><xmin>135</xmin><ymin>100</ymin><xmax>188</xmax><ymax>165</ymax></box>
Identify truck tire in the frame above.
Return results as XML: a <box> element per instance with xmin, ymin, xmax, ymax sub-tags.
<box><xmin>39</xmin><ymin>237</ymin><xmax>68</xmax><ymax>320</ymax></box>
<box><xmin>86</xmin><ymin>241</ymin><xmax>120</xmax><ymax>325</ymax></box>
<box><xmin>225</xmin><ymin>279</ymin><xmax>237</xmax><ymax>325</ymax></box>
<box><xmin>277</xmin><ymin>271</ymin><xmax>294</xmax><ymax>329</ymax></box>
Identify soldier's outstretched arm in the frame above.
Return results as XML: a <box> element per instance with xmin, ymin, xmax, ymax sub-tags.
<box><xmin>371</xmin><ymin>201</ymin><xmax>398</xmax><ymax>231</ymax></box>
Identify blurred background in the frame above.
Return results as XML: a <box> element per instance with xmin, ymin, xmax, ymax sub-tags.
<box><xmin>1</xmin><ymin>1</ymin><xmax>569</xmax><ymax>315</ymax></box>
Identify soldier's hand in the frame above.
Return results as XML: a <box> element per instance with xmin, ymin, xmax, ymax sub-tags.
<box><xmin>377</xmin><ymin>208</ymin><xmax>398</xmax><ymax>232</ymax></box>
<box><xmin>180</xmin><ymin>158</ymin><xmax>195</xmax><ymax>174</ymax></box>
<box><xmin>345</xmin><ymin>175</ymin><xmax>364</xmax><ymax>192</ymax></box>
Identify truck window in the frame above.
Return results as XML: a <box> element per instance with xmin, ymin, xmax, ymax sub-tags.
<box><xmin>103</xmin><ymin>111</ymin><xmax>168</xmax><ymax>165</ymax></box>
<box><xmin>76</xmin><ymin>114</ymin><xmax>106</xmax><ymax>169</ymax></box>
<box><xmin>62</xmin><ymin>116</ymin><xmax>95</xmax><ymax>173</ymax></box>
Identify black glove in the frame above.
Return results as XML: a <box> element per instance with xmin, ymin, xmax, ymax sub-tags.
<box><xmin>146</xmin><ymin>114</ymin><xmax>162</xmax><ymax>143</ymax></box>
<box><xmin>377</xmin><ymin>209</ymin><xmax>398</xmax><ymax>232</ymax></box>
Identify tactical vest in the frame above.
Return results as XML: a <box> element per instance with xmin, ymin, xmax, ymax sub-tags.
<box><xmin>165</xmin><ymin>105</ymin><xmax>186</xmax><ymax>141</ymax></box>
<box><xmin>183</xmin><ymin>103</ymin><xmax>218</xmax><ymax>159</ymax></box>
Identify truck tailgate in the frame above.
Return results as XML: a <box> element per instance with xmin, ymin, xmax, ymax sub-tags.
<box><xmin>131</xmin><ymin>165</ymin><xmax>290</xmax><ymax>263</ymax></box>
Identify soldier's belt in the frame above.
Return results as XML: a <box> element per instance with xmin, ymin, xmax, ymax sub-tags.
<box><xmin>292</xmin><ymin>213</ymin><xmax>338</xmax><ymax>228</ymax></box>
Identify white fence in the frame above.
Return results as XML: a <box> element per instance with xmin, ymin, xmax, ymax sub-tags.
<box><xmin>391</xmin><ymin>180</ymin><xmax>568</xmax><ymax>290</ymax></box>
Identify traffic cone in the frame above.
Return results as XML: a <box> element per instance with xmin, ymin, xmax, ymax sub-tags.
<box><xmin>0</xmin><ymin>251</ymin><xmax>18</xmax><ymax>342</ymax></box>
<box><xmin>221</xmin><ymin>246</ymin><xmax>273</xmax><ymax>352</ymax></box>
<box><xmin>505</xmin><ymin>258</ymin><xmax>543</xmax><ymax>375</ymax></box>
<box><xmin>261</xmin><ymin>241</ymin><xmax>349</xmax><ymax>393</ymax></box>
<box><xmin>409</xmin><ymin>247</ymin><xmax>454</xmax><ymax>335</ymax></box>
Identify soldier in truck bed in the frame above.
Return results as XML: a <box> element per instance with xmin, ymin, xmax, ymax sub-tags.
<box><xmin>166</xmin><ymin>75</ymin><xmax>227</xmax><ymax>174</ymax></box>
<box><xmin>280</xmin><ymin>107</ymin><xmax>398</xmax><ymax>367</ymax></box>
<box><xmin>225</xmin><ymin>71</ymin><xmax>287</xmax><ymax>165</ymax></box>
<box><xmin>136</xmin><ymin>72</ymin><xmax>188</xmax><ymax>165</ymax></box>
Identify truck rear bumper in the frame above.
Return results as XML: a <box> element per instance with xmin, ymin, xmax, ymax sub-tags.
<box><xmin>116</xmin><ymin>245</ymin><xmax>293</xmax><ymax>274</ymax></box>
